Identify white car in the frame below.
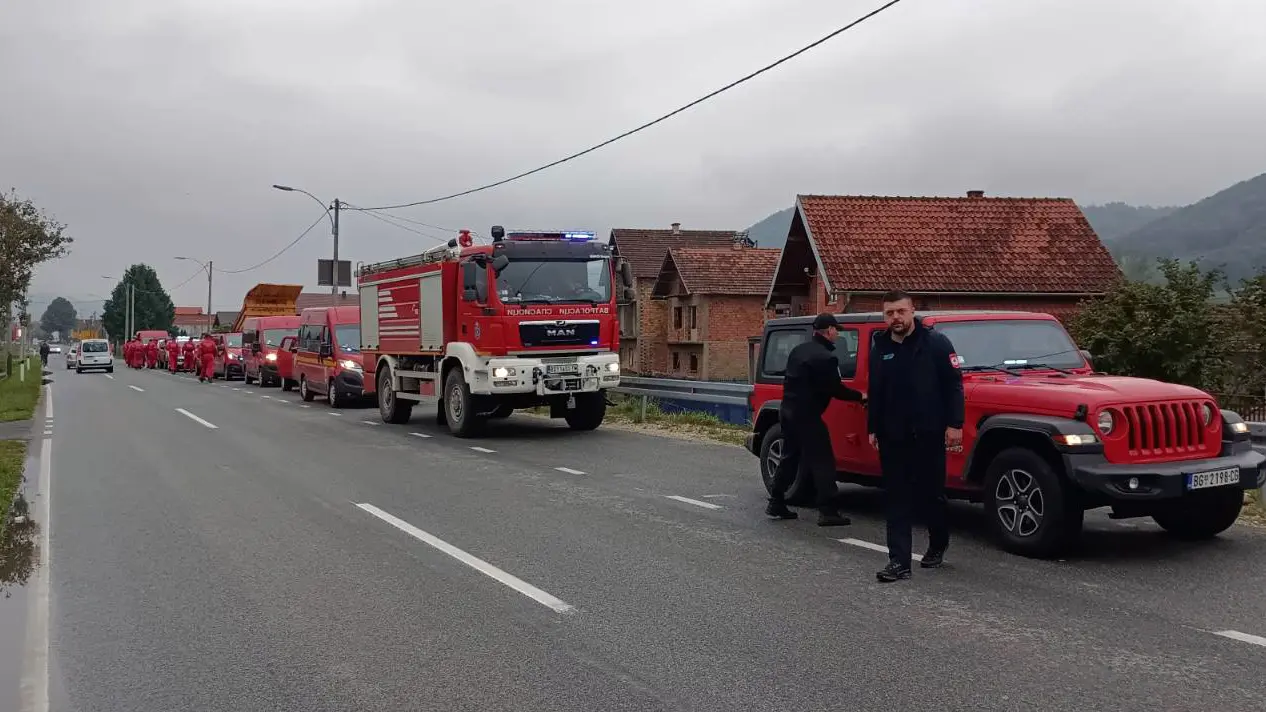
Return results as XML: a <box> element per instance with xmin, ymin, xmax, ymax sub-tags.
<box><xmin>49</xmin><ymin>344</ymin><xmax>62</xmax><ymax>354</ymax></box>
<box><xmin>76</xmin><ymin>339</ymin><xmax>114</xmax><ymax>373</ymax></box>
<box><xmin>66</xmin><ymin>343</ymin><xmax>79</xmax><ymax>369</ymax></box>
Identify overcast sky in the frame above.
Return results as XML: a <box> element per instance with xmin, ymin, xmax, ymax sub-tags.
<box><xmin>4</xmin><ymin>0</ymin><xmax>1263</xmax><ymax>314</ymax></box>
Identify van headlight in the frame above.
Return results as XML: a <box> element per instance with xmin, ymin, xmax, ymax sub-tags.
<box><xmin>1096</xmin><ymin>410</ymin><xmax>1115</xmax><ymax>435</ymax></box>
<box><xmin>1201</xmin><ymin>403</ymin><xmax>1215</xmax><ymax>425</ymax></box>
<box><xmin>339</xmin><ymin>359</ymin><xmax>362</xmax><ymax>372</ymax></box>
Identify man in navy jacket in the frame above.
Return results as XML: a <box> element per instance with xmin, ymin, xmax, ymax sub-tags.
<box><xmin>867</xmin><ymin>291</ymin><xmax>965</xmax><ymax>582</ymax></box>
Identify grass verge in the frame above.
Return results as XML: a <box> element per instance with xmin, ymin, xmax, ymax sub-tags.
<box><xmin>0</xmin><ymin>357</ymin><xmax>41</xmax><ymax>422</ymax></box>
<box><xmin>527</xmin><ymin>395</ymin><xmax>750</xmax><ymax>447</ymax></box>
<box><xmin>1241</xmin><ymin>490</ymin><xmax>1266</xmax><ymax>528</ymax></box>
<box><xmin>0</xmin><ymin>439</ymin><xmax>27</xmax><ymax>539</ymax></box>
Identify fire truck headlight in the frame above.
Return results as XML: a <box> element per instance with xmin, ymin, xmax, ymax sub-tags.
<box><xmin>493</xmin><ymin>367</ymin><xmax>517</xmax><ymax>378</ymax></box>
<box><xmin>606</xmin><ymin>362</ymin><xmax>620</xmax><ymax>373</ymax></box>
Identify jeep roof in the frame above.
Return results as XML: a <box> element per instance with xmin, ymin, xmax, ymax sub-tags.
<box><xmin>763</xmin><ymin>310</ymin><xmax>1054</xmax><ymax>328</ymax></box>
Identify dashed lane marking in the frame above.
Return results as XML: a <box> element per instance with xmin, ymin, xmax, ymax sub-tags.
<box><xmin>1214</xmin><ymin>630</ymin><xmax>1266</xmax><ymax>647</ymax></box>
<box><xmin>128</xmin><ymin>385</ymin><xmax>144</xmax><ymax>392</ymax></box>
<box><xmin>470</xmin><ymin>446</ymin><xmax>496</xmax><ymax>453</ymax></box>
<box><xmin>328</xmin><ymin>412</ymin><xmax>342</xmax><ymax>417</ymax></box>
<box><xmin>104</xmin><ymin>374</ymin><xmax>114</xmax><ymax>380</ymax></box>
<box><xmin>554</xmin><ymin>467</ymin><xmax>585</xmax><ymax>475</ymax></box>
<box><xmin>664</xmin><ymin>495</ymin><xmax>723</xmax><ymax>510</ymax></box>
<box><xmin>300</xmin><ymin>404</ymin><xmax>311</xmax><ymax>408</ymax></box>
<box><xmin>175</xmin><ymin>408</ymin><xmax>218</xmax><ymax>429</ymax></box>
<box><xmin>837</xmin><ymin>538</ymin><xmax>923</xmax><ymax>562</ymax></box>
<box><xmin>360</xmin><ymin>420</ymin><xmax>381</xmax><ymax>426</ymax></box>
<box><xmin>356</xmin><ymin>503</ymin><xmax>575</xmax><ymax>614</ymax></box>
<box><xmin>409</xmin><ymin>432</ymin><xmax>432</xmax><ymax>439</ymax></box>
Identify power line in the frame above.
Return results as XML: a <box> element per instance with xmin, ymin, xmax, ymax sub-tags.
<box><xmin>356</xmin><ymin>0</ymin><xmax>907</xmax><ymax>211</ymax></box>
<box><xmin>350</xmin><ymin>205</ymin><xmax>451</xmax><ymax>242</ymax></box>
<box><xmin>214</xmin><ymin>209</ymin><xmax>331</xmax><ymax>275</ymax></box>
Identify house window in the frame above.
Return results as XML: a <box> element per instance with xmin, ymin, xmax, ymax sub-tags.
<box><xmin>673</xmin><ymin>307</ymin><xmax>683</xmax><ymax>329</ymax></box>
<box><xmin>672</xmin><ymin>352</ymin><xmax>680</xmax><ymax>370</ymax></box>
<box><xmin>687</xmin><ymin>306</ymin><xmax>698</xmax><ymax>329</ymax></box>
<box><xmin>689</xmin><ymin>353</ymin><xmax>698</xmax><ymax>373</ymax></box>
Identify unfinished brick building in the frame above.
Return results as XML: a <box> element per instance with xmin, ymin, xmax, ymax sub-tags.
<box><xmin>650</xmin><ymin>245</ymin><xmax>780</xmax><ymax>381</ymax></box>
<box><xmin>766</xmin><ymin>191</ymin><xmax>1122</xmax><ymax>322</ymax></box>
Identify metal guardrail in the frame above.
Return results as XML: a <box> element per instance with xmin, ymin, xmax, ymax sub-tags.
<box><xmin>611</xmin><ymin>376</ymin><xmax>752</xmax><ymax>407</ymax></box>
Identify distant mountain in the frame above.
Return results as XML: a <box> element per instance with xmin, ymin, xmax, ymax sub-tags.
<box><xmin>745</xmin><ymin>207</ymin><xmax>794</xmax><ymax>251</ymax></box>
<box><xmin>1113</xmin><ymin>172</ymin><xmax>1266</xmax><ymax>283</ymax></box>
<box><xmin>1080</xmin><ymin>202</ymin><xmax>1180</xmax><ymax>242</ymax></box>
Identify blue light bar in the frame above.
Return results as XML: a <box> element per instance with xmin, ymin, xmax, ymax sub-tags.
<box><xmin>506</xmin><ymin>230</ymin><xmax>596</xmax><ymax>242</ymax></box>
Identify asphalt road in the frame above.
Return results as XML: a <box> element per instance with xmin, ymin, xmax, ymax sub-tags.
<box><xmin>28</xmin><ymin>363</ymin><xmax>1266</xmax><ymax>711</ymax></box>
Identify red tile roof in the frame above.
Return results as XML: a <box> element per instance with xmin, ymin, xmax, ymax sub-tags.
<box><xmin>172</xmin><ymin>314</ymin><xmax>210</xmax><ymax>327</ymax></box>
<box><xmin>174</xmin><ymin>306</ymin><xmax>203</xmax><ymax>316</ymax></box>
<box><xmin>653</xmin><ymin>247</ymin><xmax>781</xmax><ymax>297</ymax></box>
<box><xmin>794</xmin><ymin>194</ymin><xmax>1121</xmax><ymax>294</ymax></box>
<box><xmin>610</xmin><ymin>228</ymin><xmax>744</xmax><ymax>279</ymax></box>
<box><xmin>295</xmin><ymin>292</ymin><xmax>360</xmax><ymax>312</ymax></box>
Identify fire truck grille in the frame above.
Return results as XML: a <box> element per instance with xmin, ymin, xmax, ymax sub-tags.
<box><xmin>519</xmin><ymin>321</ymin><xmax>600</xmax><ymax>348</ymax></box>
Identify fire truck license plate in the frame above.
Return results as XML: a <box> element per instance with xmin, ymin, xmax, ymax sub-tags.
<box><xmin>1186</xmin><ymin>467</ymin><xmax>1240</xmax><ymax>491</ymax></box>
<box><xmin>547</xmin><ymin>363</ymin><xmax>578</xmax><ymax>375</ymax></box>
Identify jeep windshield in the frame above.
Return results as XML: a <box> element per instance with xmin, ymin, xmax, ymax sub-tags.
<box><xmin>497</xmin><ymin>258</ymin><xmax>611</xmax><ymax>304</ymax></box>
<box><xmin>933</xmin><ymin>319</ymin><xmax>1086</xmax><ymax>371</ymax></box>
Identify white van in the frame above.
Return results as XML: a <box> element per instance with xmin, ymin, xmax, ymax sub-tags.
<box><xmin>76</xmin><ymin>339</ymin><xmax>114</xmax><ymax>373</ymax></box>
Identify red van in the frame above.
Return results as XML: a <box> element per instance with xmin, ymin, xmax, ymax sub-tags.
<box><xmin>276</xmin><ymin>335</ymin><xmax>299</xmax><ymax>391</ymax></box>
<box><xmin>293</xmin><ymin>306</ymin><xmax>364</xmax><ymax>407</ymax></box>
<box><xmin>242</xmin><ymin>315</ymin><xmax>301</xmax><ymax>387</ymax></box>
<box><xmin>213</xmin><ymin>332</ymin><xmax>245</xmax><ymax>379</ymax></box>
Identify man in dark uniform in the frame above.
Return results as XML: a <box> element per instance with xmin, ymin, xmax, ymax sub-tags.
<box><xmin>766</xmin><ymin>313</ymin><xmax>865</xmax><ymax>527</ymax></box>
<box><xmin>867</xmin><ymin>291</ymin><xmax>964</xmax><ymax>582</ymax></box>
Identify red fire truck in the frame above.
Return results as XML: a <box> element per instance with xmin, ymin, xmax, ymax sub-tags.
<box><xmin>357</xmin><ymin>227</ymin><xmax>635</xmax><ymax>437</ymax></box>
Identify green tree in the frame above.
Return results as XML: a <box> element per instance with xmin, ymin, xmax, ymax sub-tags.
<box><xmin>38</xmin><ymin>297</ymin><xmax>77</xmax><ymax>339</ymax></box>
<box><xmin>101</xmin><ymin>264</ymin><xmax>175</xmax><ymax>340</ymax></box>
<box><xmin>1224</xmin><ymin>271</ymin><xmax>1266</xmax><ymax>395</ymax></box>
<box><xmin>0</xmin><ymin>189</ymin><xmax>71</xmax><ymax>372</ymax></box>
<box><xmin>1068</xmin><ymin>260</ymin><xmax>1229</xmax><ymax>391</ymax></box>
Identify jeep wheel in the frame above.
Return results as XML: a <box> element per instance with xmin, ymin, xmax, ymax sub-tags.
<box><xmin>444</xmin><ymin>369</ymin><xmax>484</xmax><ymax>437</ymax></box>
<box><xmin>564</xmin><ymin>393</ymin><xmax>605</xmax><ymax>431</ymax></box>
<box><xmin>758</xmin><ymin>423</ymin><xmax>815</xmax><ymax>506</ymax></box>
<box><xmin>378</xmin><ymin>366</ymin><xmax>413</xmax><ymax>424</ymax></box>
<box><xmin>984</xmin><ymin>447</ymin><xmax>1083</xmax><ymax>558</ymax></box>
<box><xmin>299</xmin><ymin>376</ymin><xmax>315</xmax><ymax>402</ymax></box>
<box><xmin>1152</xmin><ymin>488</ymin><xmax>1243</xmax><ymax>540</ymax></box>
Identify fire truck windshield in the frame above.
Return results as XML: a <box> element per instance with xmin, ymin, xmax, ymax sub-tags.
<box><xmin>496</xmin><ymin>258</ymin><xmax>611</xmax><ymax>304</ymax></box>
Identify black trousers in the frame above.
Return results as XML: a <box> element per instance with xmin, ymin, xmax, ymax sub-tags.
<box><xmin>880</xmin><ymin>432</ymin><xmax>949</xmax><ymax>567</ymax></box>
<box><xmin>770</xmin><ymin>412</ymin><xmax>838</xmax><ymax>511</ymax></box>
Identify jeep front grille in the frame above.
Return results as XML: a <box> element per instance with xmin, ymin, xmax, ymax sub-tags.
<box><xmin>1122</xmin><ymin>401</ymin><xmax>1209</xmax><ymax>454</ymax></box>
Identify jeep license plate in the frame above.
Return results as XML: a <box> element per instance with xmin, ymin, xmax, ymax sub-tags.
<box><xmin>546</xmin><ymin>363</ymin><xmax>578</xmax><ymax>375</ymax></box>
<box><xmin>1186</xmin><ymin>467</ymin><xmax>1240</xmax><ymax>491</ymax></box>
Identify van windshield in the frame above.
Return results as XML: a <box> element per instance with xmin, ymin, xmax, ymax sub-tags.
<box><xmin>262</xmin><ymin>328</ymin><xmax>297</xmax><ymax>346</ymax></box>
<box><xmin>223</xmin><ymin>334</ymin><xmax>243</xmax><ymax>347</ymax></box>
<box><xmin>334</xmin><ymin>325</ymin><xmax>360</xmax><ymax>352</ymax></box>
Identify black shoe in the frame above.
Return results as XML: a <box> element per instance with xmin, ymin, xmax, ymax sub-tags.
<box><xmin>920</xmin><ymin>549</ymin><xmax>945</xmax><ymax>569</ymax></box>
<box><xmin>816</xmin><ymin>511</ymin><xmax>851</xmax><ymax>527</ymax></box>
<box><xmin>876</xmin><ymin>562</ymin><xmax>911</xmax><ymax>582</ymax></box>
<box><xmin>765</xmin><ymin>500</ymin><xmax>798</xmax><ymax>520</ymax></box>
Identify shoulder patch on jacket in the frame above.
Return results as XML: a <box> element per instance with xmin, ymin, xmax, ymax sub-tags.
<box><xmin>949</xmin><ymin>352</ymin><xmax>962</xmax><ymax>368</ymax></box>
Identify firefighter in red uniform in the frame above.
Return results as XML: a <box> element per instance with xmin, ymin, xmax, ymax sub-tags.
<box><xmin>122</xmin><ymin>339</ymin><xmax>132</xmax><ymax>367</ymax></box>
<box><xmin>145</xmin><ymin>339</ymin><xmax>158</xmax><ymax>369</ymax></box>
<box><xmin>167</xmin><ymin>339</ymin><xmax>180</xmax><ymax>373</ymax></box>
<box><xmin>127</xmin><ymin>337</ymin><xmax>140</xmax><ymax>368</ymax></box>
<box><xmin>183</xmin><ymin>339</ymin><xmax>197</xmax><ymax>373</ymax></box>
<box><xmin>198</xmin><ymin>333</ymin><xmax>217</xmax><ymax>382</ymax></box>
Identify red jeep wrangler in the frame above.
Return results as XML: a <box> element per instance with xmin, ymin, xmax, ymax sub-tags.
<box><xmin>747</xmin><ymin>310</ymin><xmax>1266</xmax><ymax>557</ymax></box>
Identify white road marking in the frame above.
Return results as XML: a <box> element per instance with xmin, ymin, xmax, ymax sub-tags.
<box><xmin>664</xmin><ymin>495</ymin><xmax>723</xmax><ymax>510</ymax></box>
<box><xmin>175</xmin><ymin>408</ymin><xmax>218</xmax><ymax>429</ymax></box>
<box><xmin>328</xmin><ymin>412</ymin><xmax>342</xmax><ymax>417</ymax></box>
<box><xmin>554</xmin><ymin>467</ymin><xmax>585</xmax><ymax>475</ymax></box>
<box><xmin>360</xmin><ymin>420</ymin><xmax>381</xmax><ymax>426</ymax></box>
<box><xmin>45</xmin><ymin>390</ymin><xmax>51</xmax><ymax>420</ymax></box>
<box><xmin>300</xmin><ymin>404</ymin><xmax>311</xmax><ymax>408</ymax></box>
<box><xmin>128</xmin><ymin>385</ymin><xmax>144</xmax><ymax>392</ymax></box>
<box><xmin>104</xmin><ymin>374</ymin><xmax>114</xmax><ymax>380</ymax></box>
<box><xmin>470</xmin><ymin>446</ymin><xmax>496</xmax><ymax>453</ymax></box>
<box><xmin>20</xmin><ymin>411</ymin><xmax>52</xmax><ymax>712</ymax></box>
<box><xmin>837</xmin><ymin>538</ymin><xmax>923</xmax><ymax>562</ymax></box>
<box><xmin>1214</xmin><ymin>630</ymin><xmax>1266</xmax><ymax>647</ymax></box>
<box><xmin>42</xmin><ymin>431</ymin><xmax>52</xmax><ymax>437</ymax></box>
<box><xmin>700</xmin><ymin>494</ymin><xmax>737</xmax><ymax>499</ymax></box>
<box><xmin>260</xmin><ymin>395</ymin><xmax>272</xmax><ymax>399</ymax></box>
<box><xmin>409</xmin><ymin>432</ymin><xmax>432</xmax><ymax>439</ymax></box>
<box><xmin>356</xmin><ymin>503</ymin><xmax>575</xmax><ymax>614</ymax></box>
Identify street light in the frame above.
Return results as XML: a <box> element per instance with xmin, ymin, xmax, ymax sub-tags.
<box><xmin>175</xmin><ymin>257</ymin><xmax>213</xmax><ymax>335</ymax></box>
<box><xmin>272</xmin><ymin>183</ymin><xmax>341</xmax><ymax>296</ymax></box>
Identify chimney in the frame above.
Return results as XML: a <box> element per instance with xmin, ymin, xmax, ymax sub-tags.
<box><xmin>670</xmin><ymin>222</ymin><xmax>681</xmax><ymax>234</ymax></box>
<box><xmin>967</xmin><ymin>190</ymin><xmax>985</xmax><ymax>198</ymax></box>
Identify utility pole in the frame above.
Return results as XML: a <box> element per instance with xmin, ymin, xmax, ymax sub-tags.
<box><xmin>206</xmin><ymin>260</ymin><xmax>214</xmax><ymax>334</ymax></box>
<box><xmin>331</xmin><ymin>199</ymin><xmax>341</xmax><ymax>297</ymax></box>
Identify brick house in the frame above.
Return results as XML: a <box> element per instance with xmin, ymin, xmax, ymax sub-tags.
<box><xmin>172</xmin><ymin>307</ymin><xmax>211</xmax><ymax>337</ymax></box>
<box><xmin>610</xmin><ymin>224</ymin><xmax>750</xmax><ymax>374</ymax></box>
<box><xmin>295</xmin><ymin>291</ymin><xmax>360</xmax><ymax>312</ymax></box>
<box><xmin>651</xmin><ymin>245</ymin><xmax>781</xmax><ymax>381</ymax></box>
<box><xmin>767</xmin><ymin>191</ymin><xmax>1122</xmax><ymax>321</ymax></box>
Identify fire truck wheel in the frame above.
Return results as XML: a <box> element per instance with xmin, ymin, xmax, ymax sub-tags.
<box><xmin>444</xmin><ymin>369</ymin><xmax>485</xmax><ymax>437</ymax></box>
<box><xmin>758</xmin><ymin>423</ymin><xmax>815</xmax><ymax>506</ymax></box>
<box><xmin>378</xmin><ymin>367</ymin><xmax>413</xmax><ymax>424</ymax></box>
<box><xmin>1152</xmin><ymin>488</ymin><xmax>1243</xmax><ymax>540</ymax></box>
<box><xmin>299</xmin><ymin>376</ymin><xmax>315</xmax><ymax>402</ymax></box>
<box><xmin>564</xmin><ymin>392</ymin><xmax>606</xmax><ymax>431</ymax></box>
<box><xmin>984</xmin><ymin>447</ymin><xmax>1084</xmax><ymax>558</ymax></box>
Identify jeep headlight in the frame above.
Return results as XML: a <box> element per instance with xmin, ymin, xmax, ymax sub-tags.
<box><xmin>1096</xmin><ymin>410</ymin><xmax>1115</xmax><ymax>435</ymax></box>
<box><xmin>1201</xmin><ymin>403</ymin><xmax>1215</xmax><ymax>426</ymax></box>
<box><xmin>1230</xmin><ymin>421</ymin><xmax>1249</xmax><ymax>434</ymax></box>
<box><xmin>493</xmin><ymin>366</ymin><xmax>517</xmax><ymax>378</ymax></box>
<box><xmin>606</xmin><ymin>362</ymin><xmax>620</xmax><ymax>373</ymax></box>
<box><xmin>265</xmin><ymin>353</ymin><xmax>278</xmax><ymax>362</ymax></box>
